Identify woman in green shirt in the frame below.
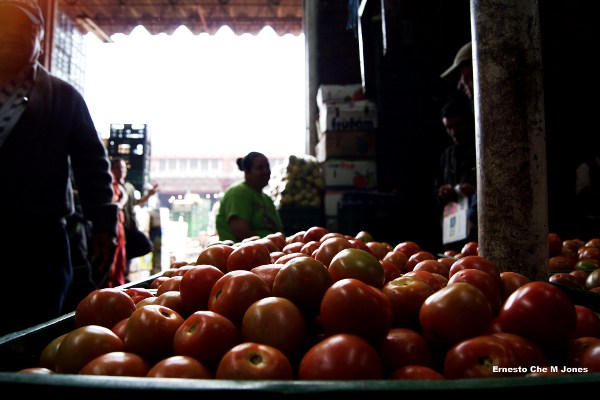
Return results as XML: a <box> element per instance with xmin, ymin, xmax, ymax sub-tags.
<box><xmin>216</xmin><ymin>152</ymin><xmax>284</xmax><ymax>242</ymax></box>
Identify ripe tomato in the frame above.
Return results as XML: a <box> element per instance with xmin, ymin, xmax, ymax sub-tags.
<box><xmin>549</xmin><ymin>272</ymin><xmax>586</xmax><ymax>290</ymax></box>
<box><xmin>303</xmin><ymin>226</ymin><xmax>329</xmax><ymax>242</ymax></box>
<box><xmin>382</xmin><ymin>275</ymin><xmax>435</xmax><ymax>329</ymax></box>
<box><xmin>173</xmin><ymin>310</ymin><xmax>241</xmax><ymax>369</ymax></box>
<box><xmin>566</xmin><ymin>336</ymin><xmax>600</xmax><ymax>367</ymax></box>
<box><xmin>124</xmin><ymin>304</ymin><xmax>184</xmax><ymax>362</ymax></box>
<box><xmin>241</xmin><ymin>296</ymin><xmax>307</xmax><ymax>358</ymax></box>
<box><xmin>499</xmin><ymin>271</ymin><xmax>531</xmax><ymax>302</ymax></box>
<box><xmin>111</xmin><ymin>318</ymin><xmax>128</xmax><ymax>341</ymax></box>
<box><xmin>320</xmin><ymin>278</ymin><xmax>392</xmax><ymax>344</ymax></box>
<box><xmin>179</xmin><ymin>264</ymin><xmax>224</xmax><ymax>313</ymax></box>
<box><xmin>328</xmin><ymin>248</ymin><xmax>385</xmax><ymax>288</ymax></box>
<box><xmin>74</xmin><ymin>288</ymin><xmax>136</xmax><ymax>329</ymax></box>
<box><xmin>498</xmin><ymin>281</ymin><xmax>576</xmax><ymax>350</ymax></box>
<box><xmin>349</xmin><ymin>238</ymin><xmax>372</xmax><ymax>254</ymax></box>
<box><xmin>79</xmin><ymin>351</ymin><xmax>150</xmax><ymax>377</ymax></box>
<box><xmin>403</xmin><ymin>270</ymin><xmax>445</xmax><ymax>292</ymax></box>
<box><xmin>208</xmin><ymin>270</ymin><xmax>271</xmax><ymax>327</ymax></box>
<box><xmin>365</xmin><ymin>241</ymin><xmax>392</xmax><ymax>260</ymax></box>
<box><xmin>380</xmin><ymin>260</ymin><xmax>402</xmax><ymax>285</ymax></box>
<box><xmin>298</xmin><ymin>333</ymin><xmax>383</xmax><ymax>379</ymax></box>
<box><xmin>548</xmin><ymin>232</ymin><xmax>563</xmax><ymax>256</ymax></box>
<box><xmin>578</xmin><ymin>340</ymin><xmax>600</xmax><ymax>371</ymax></box>
<box><xmin>124</xmin><ymin>287</ymin><xmax>155</xmax><ymax>304</ymax></box>
<box><xmin>55</xmin><ymin>325</ymin><xmax>124</xmax><ymax>374</ymax></box>
<box><xmin>156</xmin><ymin>275</ymin><xmax>183</xmax><ymax>296</ymax></box>
<box><xmin>404</xmin><ymin>251</ymin><xmax>436</xmax><ymax>272</ymax></box>
<box><xmin>274</xmin><ymin>251</ymin><xmax>305</xmax><ymax>264</ymax></box>
<box><xmin>448</xmin><ymin>255</ymin><xmax>502</xmax><ymax>289</ymax></box>
<box><xmin>548</xmin><ymin>255</ymin><xmax>576</xmax><ymax>272</ymax></box>
<box><xmin>443</xmin><ymin>335</ymin><xmax>518</xmax><ymax>378</ymax></box>
<box><xmin>271</xmin><ymin>256</ymin><xmax>332</xmax><ymax>318</ymax></box>
<box><xmin>265</xmin><ymin>232</ymin><xmax>286</xmax><ymax>251</ymax></box>
<box><xmin>146</xmin><ymin>355</ymin><xmax>213</xmax><ymax>378</ymax></box>
<box><xmin>389</xmin><ymin>365</ymin><xmax>445</xmax><ymax>380</ymax></box>
<box><xmin>299</xmin><ymin>240</ymin><xmax>320</xmax><ymax>256</ymax></box>
<box><xmin>153</xmin><ymin>290</ymin><xmax>188</xmax><ymax>318</ymax></box>
<box><xmin>226</xmin><ymin>241</ymin><xmax>272</xmax><ymax>272</ymax></box>
<box><xmin>216</xmin><ymin>342</ymin><xmax>294</xmax><ymax>379</ymax></box>
<box><xmin>419</xmin><ymin>282</ymin><xmax>492</xmax><ymax>349</ymax></box>
<box><xmin>314</xmin><ymin>236</ymin><xmax>353</xmax><ymax>267</ymax></box>
<box><xmin>586</xmin><ymin>268</ymin><xmax>600</xmax><ymax>289</ymax></box>
<box><xmin>250</xmin><ymin>264</ymin><xmax>284</xmax><ymax>289</ymax></box>
<box><xmin>579</xmin><ymin>246</ymin><xmax>600</xmax><ymax>263</ymax></box>
<box><xmin>491</xmin><ymin>332</ymin><xmax>547</xmax><ymax>367</ymax></box>
<box><xmin>460</xmin><ymin>241</ymin><xmax>479</xmax><ymax>256</ymax></box>
<box><xmin>150</xmin><ymin>276</ymin><xmax>169</xmax><ymax>290</ymax></box>
<box><xmin>270</xmin><ymin>251</ymin><xmax>285</xmax><ymax>263</ymax></box>
<box><xmin>447</xmin><ymin>268</ymin><xmax>502</xmax><ymax>315</ymax></box>
<box><xmin>196</xmin><ymin>244</ymin><xmax>235</xmax><ymax>273</ymax></box>
<box><xmin>571</xmin><ymin>305</ymin><xmax>600</xmax><ymax>338</ymax></box>
<box><xmin>378</xmin><ymin>328</ymin><xmax>433</xmax><ymax>375</ymax></box>
<box><xmin>382</xmin><ymin>250</ymin><xmax>409</xmax><ymax>273</ymax></box>
<box><xmin>394</xmin><ymin>241</ymin><xmax>421</xmax><ymax>258</ymax></box>
<box><xmin>38</xmin><ymin>333</ymin><xmax>67</xmax><ymax>370</ymax></box>
<box><xmin>413</xmin><ymin>259</ymin><xmax>450</xmax><ymax>279</ymax></box>
<box><xmin>282</xmin><ymin>241</ymin><xmax>304</xmax><ymax>254</ymax></box>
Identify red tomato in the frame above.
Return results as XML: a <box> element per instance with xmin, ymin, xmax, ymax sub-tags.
<box><xmin>216</xmin><ymin>342</ymin><xmax>293</xmax><ymax>379</ymax></box>
<box><xmin>270</xmin><ymin>251</ymin><xmax>285</xmax><ymax>263</ymax></box>
<box><xmin>572</xmin><ymin>305</ymin><xmax>600</xmax><ymax>338</ymax></box>
<box><xmin>196</xmin><ymin>244</ymin><xmax>235</xmax><ymax>273</ymax></box>
<box><xmin>403</xmin><ymin>270</ymin><xmax>445</xmax><ymax>292</ymax></box>
<box><xmin>443</xmin><ymin>335</ymin><xmax>519</xmax><ymax>378</ymax></box>
<box><xmin>250</xmin><ymin>264</ymin><xmax>284</xmax><ymax>289</ymax></box>
<box><xmin>394</xmin><ymin>241</ymin><xmax>421</xmax><ymax>258</ymax></box>
<box><xmin>379</xmin><ymin>328</ymin><xmax>433</xmax><ymax>375</ymax></box>
<box><xmin>314</xmin><ymin>236</ymin><xmax>353</xmax><ymax>267</ymax></box>
<box><xmin>38</xmin><ymin>333</ymin><xmax>67</xmax><ymax>370</ymax></box>
<box><xmin>349</xmin><ymin>238</ymin><xmax>372</xmax><ymax>254</ymax></box>
<box><xmin>404</xmin><ymin>251</ymin><xmax>436</xmax><ymax>272</ymax></box>
<box><xmin>328</xmin><ymin>248</ymin><xmax>385</xmax><ymax>288</ymax></box>
<box><xmin>55</xmin><ymin>325</ymin><xmax>124</xmax><ymax>374</ymax></box>
<box><xmin>460</xmin><ymin>241</ymin><xmax>479</xmax><ymax>256</ymax></box>
<box><xmin>491</xmin><ymin>332</ymin><xmax>547</xmax><ymax>367</ymax></box>
<box><xmin>265</xmin><ymin>232</ymin><xmax>286</xmax><ymax>251</ymax></box>
<box><xmin>286</xmin><ymin>230</ymin><xmax>305</xmax><ymax>244</ymax></box>
<box><xmin>548</xmin><ymin>255</ymin><xmax>576</xmax><ymax>272</ymax></box>
<box><xmin>318</xmin><ymin>232</ymin><xmax>345</xmax><ymax>242</ymax></box>
<box><xmin>319</xmin><ymin>278</ymin><xmax>392</xmax><ymax>344</ymax></box>
<box><xmin>389</xmin><ymin>365</ymin><xmax>445</xmax><ymax>380</ymax></box>
<box><xmin>498</xmin><ymin>281</ymin><xmax>576</xmax><ymax>350</ymax></box>
<box><xmin>419</xmin><ymin>282</ymin><xmax>492</xmax><ymax>349</ymax></box>
<box><xmin>382</xmin><ymin>275</ymin><xmax>435</xmax><ymax>329</ymax></box>
<box><xmin>549</xmin><ymin>272</ymin><xmax>586</xmax><ymax>290</ymax></box>
<box><xmin>274</xmin><ymin>251</ymin><xmax>305</xmax><ymax>265</ymax></box>
<box><xmin>499</xmin><ymin>271</ymin><xmax>531</xmax><ymax>302</ymax></box>
<box><xmin>124</xmin><ymin>287</ymin><xmax>155</xmax><ymax>304</ymax></box>
<box><xmin>241</xmin><ymin>296</ymin><xmax>307</xmax><ymax>358</ymax></box>
<box><xmin>111</xmin><ymin>318</ymin><xmax>128</xmax><ymax>341</ymax></box>
<box><xmin>281</xmin><ymin>241</ymin><xmax>304</xmax><ymax>254</ymax></box>
<box><xmin>303</xmin><ymin>226</ymin><xmax>329</xmax><ymax>243</ymax></box>
<box><xmin>300</xmin><ymin>240</ymin><xmax>320</xmax><ymax>256</ymax></box>
<box><xmin>153</xmin><ymin>290</ymin><xmax>188</xmax><ymax>318</ymax></box>
<box><xmin>365</xmin><ymin>241</ymin><xmax>393</xmax><ymax>260</ymax></box>
<box><xmin>156</xmin><ymin>275</ymin><xmax>183</xmax><ymax>296</ymax></box>
<box><xmin>208</xmin><ymin>270</ymin><xmax>271</xmax><ymax>326</ymax></box>
<box><xmin>79</xmin><ymin>351</ymin><xmax>150</xmax><ymax>376</ymax></box>
<box><xmin>252</xmin><ymin>237</ymin><xmax>280</xmax><ymax>253</ymax></box>
<box><xmin>566</xmin><ymin>336</ymin><xmax>600</xmax><ymax>367</ymax></box>
<box><xmin>179</xmin><ymin>264</ymin><xmax>224</xmax><ymax>313</ymax></box>
<box><xmin>226</xmin><ymin>241</ymin><xmax>272</xmax><ymax>272</ymax></box>
<box><xmin>413</xmin><ymin>259</ymin><xmax>450</xmax><ymax>279</ymax></box>
<box><xmin>448</xmin><ymin>255</ymin><xmax>502</xmax><ymax>289</ymax></box>
<box><xmin>74</xmin><ymin>288</ymin><xmax>137</xmax><ymax>329</ymax></box>
<box><xmin>271</xmin><ymin>256</ymin><xmax>332</xmax><ymax>318</ymax></box>
<box><xmin>173</xmin><ymin>310</ymin><xmax>241</xmax><ymax>369</ymax></box>
<box><xmin>579</xmin><ymin>246</ymin><xmax>600</xmax><ymax>262</ymax></box>
<box><xmin>586</xmin><ymin>268</ymin><xmax>600</xmax><ymax>289</ymax></box>
<box><xmin>172</xmin><ymin>265</ymin><xmax>195</xmax><ymax>277</ymax></box>
<box><xmin>548</xmin><ymin>232</ymin><xmax>563</xmax><ymax>257</ymax></box>
<box><xmin>380</xmin><ymin>259</ymin><xmax>402</xmax><ymax>285</ymax></box>
<box><xmin>569</xmin><ymin>269</ymin><xmax>590</xmax><ymax>286</ymax></box>
<box><xmin>382</xmin><ymin>250</ymin><xmax>409</xmax><ymax>273</ymax></box>
<box><xmin>150</xmin><ymin>276</ymin><xmax>169</xmax><ymax>290</ymax></box>
<box><xmin>124</xmin><ymin>304</ymin><xmax>184</xmax><ymax>362</ymax></box>
<box><xmin>447</xmin><ymin>268</ymin><xmax>502</xmax><ymax>315</ymax></box>
<box><xmin>578</xmin><ymin>340</ymin><xmax>600</xmax><ymax>371</ymax></box>
<box><xmin>146</xmin><ymin>355</ymin><xmax>213</xmax><ymax>378</ymax></box>
<box><xmin>298</xmin><ymin>333</ymin><xmax>383</xmax><ymax>379</ymax></box>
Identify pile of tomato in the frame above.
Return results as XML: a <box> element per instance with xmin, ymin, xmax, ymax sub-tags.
<box><xmin>19</xmin><ymin>228</ymin><xmax>600</xmax><ymax>380</ymax></box>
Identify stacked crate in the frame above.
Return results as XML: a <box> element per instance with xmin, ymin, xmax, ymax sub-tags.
<box><xmin>315</xmin><ymin>84</ymin><xmax>378</xmax><ymax>232</ymax></box>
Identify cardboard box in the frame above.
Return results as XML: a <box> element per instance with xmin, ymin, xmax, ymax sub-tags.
<box><xmin>315</xmin><ymin>131</ymin><xmax>376</xmax><ymax>162</ymax></box>
<box><xmin>322</xmin><ymin>159</ymin><xmax>377</xmax><ymax>189</ymax></box>
<box><xmin>316</xmin><ymin>83</ymin><xmax>363</xmax><ymax>108</ymax></box>
<box><xmin>318</xmin><ymin>100</ymin><xmax>378</xmax><ymax>132</ymax></box>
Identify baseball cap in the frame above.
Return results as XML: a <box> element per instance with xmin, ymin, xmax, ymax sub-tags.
<box><xmin>440</xmin><ymin>42</ymin><xmax>472</xmax><ymax>78</ymax></box>
<box><xmin>0</xmin><ymin>0</ymin><xmax>44</xmax><ymax>26</ymax></box>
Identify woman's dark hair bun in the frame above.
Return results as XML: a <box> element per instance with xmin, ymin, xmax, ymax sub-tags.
<box><xmin>236</xmin><ymin>157</ymin><xmax>244</xmax><ymax>171</ymax></box>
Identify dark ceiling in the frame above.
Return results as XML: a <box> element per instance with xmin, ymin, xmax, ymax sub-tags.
<box><xmin>58</xmin><ymin>0</ymin><xmax>304</xmax><ymax>39</ymax></box>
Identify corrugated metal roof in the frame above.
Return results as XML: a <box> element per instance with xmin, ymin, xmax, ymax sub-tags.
<box><xmin>59</xmin><ymin>0</ymin><xmax>304</xmax><ymax>37</ymax></box>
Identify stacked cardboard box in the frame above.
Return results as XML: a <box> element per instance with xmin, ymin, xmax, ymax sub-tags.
<box><xmin>315</xmin><ymin>84</ymin><xmax>378</xmax><ymax>232</ymax></box>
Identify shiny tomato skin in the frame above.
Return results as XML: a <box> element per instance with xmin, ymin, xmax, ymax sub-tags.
<box><xmin>55</xmin><ymin>325</ymin><xmax>125</xmax><ymax>374</ymax></box>
<box><xmin>578</xmin><ymin>340</ymin><xmax>600</xmax><ymax>371</ymax></box>
<box><xmin>79</xmin><ymin>351</ymin><xmax>150</xmax><ymax>376</ymax></box>
<box><xmin>300</xmin><ymin>240</ymin><xmax>320</xmax><ymax>256</ymax></box>
<box><xmin>443</xmin><ymin>335</ymin><xmax>519</xmax><ymax>378</ymax></box>
<box><xmin>571</xmin><ymin>305</ymin><xmax>600</xmax><ymax>339</ymax></box>
<box><xmin>448</xmin><ymin>255</ymin><xmax>502</xmax><ymax>288</ymax></box>
<box><xmin>403</xmin><ymin>270</ymin><xmax>445</xmax><ymax>292</ymax></box>
<box><xmin>124</xmin><ymin>304</ymin><xmax>184</xmax><ymax>362</ymax></box>
<box><xmin>196</xmin><ymin>244</ymin><xmax>235</xmax><ymax>273</ymax></box>
<box><xmin>38</xmin><ymin>333</ymin><xmax>68</xmax><ymax>370</ymax></box>
<box><xmin>216</xmin><ymin>342</ymin><xmax>294</xmax><ymax>379</ymax></box>
<box><xmin>226</xmin><ymin>241</ymin><xmax>272</xmax><ymax>272</ymax></box>
<box><xmin>124</xmin><ymin>287</ymin><xmax>155</xmax><ymax>304</ymax></box>
<box><xmin>379</xmin><ymin>328</ymin><xmax>433</xmax><ymax>375</ymax></box>
<box><xmin>404</xmin><ymin>251</ymin><xmax>436</xmax><ymax>272</ymax></box>
<box><xmin>394</xmin><ymin>241</ymin><xmax>421</xmax><ymax>258</ymax></box>
<box><xmin>365</xmin><ymin>241</ymin><xmax>392</xmax><ymax>260</ymax></box>
<box><xmin>153</xmin><ymin>290</ymin><xmax>188</xmax><ymax>318</ymax></box>
<box><xmin>382</xmin><ymin>250</ymin><xmax>409</xmax><ymax>273</ymax></box>
<box><xmin>250</xmin><ymin>264</ymin><xmax>284</xmax><ymax>289</ymax></box>
<box><xmin>319</xmin><ymin>278</ymin><xmax>392</xmax><ymax>344</ymax></box>
<box><xmin>314</xmin><ymin>236</ymin><xmax>353</xmax><ymax>267</ymax></box>
<box><xmin>499</xmin><ymin>271</ymin><xmax>531</xmax><ymax>302</ymax></box>
<box><xmin>274</xmin><ymin>252</ymin><xmax>305</xmax><ymax>265</ymax></box>
<box><xmin>271</xmin><ymin>256</ymin><xmax>332</xmax><ymax>318</ymax></box>
<box><xmin>179</xmin><ymin>264</ymin><xmax>225</xmax><ymax>313</ymax></box>
<box><xmin>111</xmin><ymin>318</ymin><xmax>128</xmax><ymax>341</ymax></box>
<box><xmin>413</xmin><ymin>259</ymin><xmax>450</xmax><ymax>279</ymax></box>
<box><xmin>447</xmin><ymin>268</ymin><xmax>503</xmax><ymax>315</ymax></box>
<box><xmin>491</xmin><ymin>332</ymin><xmax>547</xmax><ymax>367</ymax></box>
<box><xmin>382</xmin><ymin>275</ymin><xmax>435</xmax><ymax>329</ymax></box>
<box><xmin>74</xmin><ymin>288</ymin><xmax>137</xmax><ymax>329</ymax></box>
<box><xmin>173</xmin><ymin>310</ymin><xmax>241</xmax><ymax>369</ymax></box>
<box><xmin>419</xmin><ymin>282</ymin><xmax>492</xmax><ymax>350</ymax></box>
<box><xmin>498</xmin><ymin>281</ymin><xmax>577</xmax><ymax>350</ymax></box>
<box><xmin>380</xmin><ymin>260</ymin><xmax>403</xmax><ymax>285</ymax></box>
<box><xmin>265</xmin><ymin>232</ymin><xmax>286</xmax><ymax>251</ymax></box>
<box><xmin>208</xmin><ymin>270</ymin><xmax>271</xmax><ymax>327</ymax></box>
<box><xmin>389</xmin><ymin>365</ymin><xmax>445</xmax><ymax>380</ymax></box>
<box><xmin>567</xmin><ymin>336</ymin><xmax>600</xmax><ymax>367</ymax></box>
<box><xmin>303</xmin><ymin>226</ymin><xmax>329</xmax><ymax>243</ymax></box>
<box><xmin>156</xmin><ymin>275</ymin><xmax>183</xmax><ymax>296</ymax></box>
<box><xmin>146</xmin><ymin>355</ymin><xmax>213</xmax><ymax>378</ymax></box>
<box><xmin>298</xmin><ymin>333</ymin><xmax>383</xmax><ymax>379</ymax></box>
<box><xmin>328</xmin><ymin>248</ymin><xmax>386</xmax><ymax>288</ymax></box>
<box><xmin>281</xmin><ymin>242</ymin><xmax>304</xmax><ymax>254</ymax></box>
<box><xmin>241</xmin><ymin>296</ymin><xmax>307</xmax><ymax>358</ymax></box>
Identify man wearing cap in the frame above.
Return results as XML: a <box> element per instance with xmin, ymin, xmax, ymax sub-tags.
<box><xmin>441</xmin><ymin>42</ymin><xmax>474</xmax><ymax>101</ymax></box>
<box><xmin>0</xmin><ymin>0</ymin><xmax>118</xmax><ymax>335</ymax></box>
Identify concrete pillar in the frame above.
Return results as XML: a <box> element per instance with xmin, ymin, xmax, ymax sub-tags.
<box><xmin>471</xmin><ymin>0</ymin><xmax>548</xmax><ymax>281</ymax></box>
<box><xmin>304</xmin><ymin>0</ymin><xmax>319</xmax><ymax>156</ymax></box>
